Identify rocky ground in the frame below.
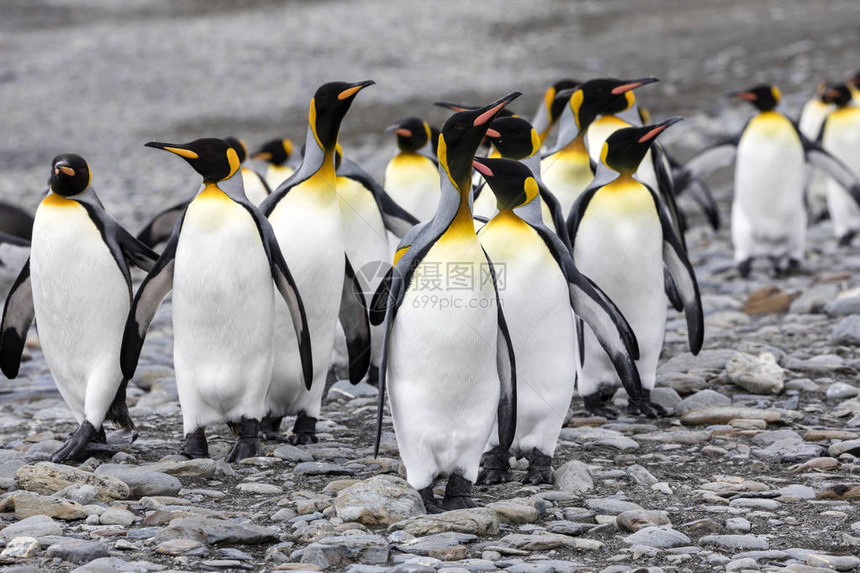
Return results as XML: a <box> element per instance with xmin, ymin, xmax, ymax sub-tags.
<box><xmin>3</xmin><ymin>1</ymin><xmax>860</xmax><ymax>572</ymax></box>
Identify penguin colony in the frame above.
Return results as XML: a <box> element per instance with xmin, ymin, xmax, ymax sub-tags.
<box><xmin>3</xmin><ymin>72</ymin><xmax>860</xmax><ymax>513</ymax></box>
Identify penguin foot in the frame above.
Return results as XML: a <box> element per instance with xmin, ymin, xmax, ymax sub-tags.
<box><xmin>51</xmin><ymin>421</ymin><xmax>101</xmax><ymax>463</ymax></box>
<box><xmin>839</xmin><ymin>231</ymin><xmax>856</xmax><ymax>247</ymax></box>
<box><xmin>365</xmin><ymin>364</ymin><xmax>379</xmax><ymax>388</ymax></box>
<box><xmin>627</xmin><ymin>390</ymin><xmax>668</xmax><ymax>418</ymax></box>
<box><xmin>476</xmin><ymin>446</ymin><xmax>511</xmax><ymax>485</ymax></box>
<box><xmin>442</xmin><ymin>473</ymin><xmax>477</xmax><ymax>510</ymax></box>
<box><xmin>226</xmin><ymin>418</ymin><xmax>261</xmax><ymax>463</ymax></box>
<box><xmin>258</xmin><ymin>416</ymin><xmax>288</xmax><ymax>442</ymax></box>
<box><xmin>287</xmin><ymin>412</ymin><xmax>319</xmax><ymax>445</ymax></box>
<box><xmin>582</xmin><ymin>392</ymin><xmax>618</xmax><ymax>420</ymax></box>
<box><xmin>523</xmin><ymin>449</ymin><xmax>553</xmax><ymax>485</ymax></box>
<box><xmin>181</xmin><ymin>428</ymin><xmax>209</xmax><ymax>459</ymax></box>
<box><xmin>737</xmin><ymin>258</ymin><xmax>752</xmax><ymax>279</ymax></box>
<box><xmin>419</xmin><ymin>486</ymin><xmax>444</xmax><ymax>514</ymax></box>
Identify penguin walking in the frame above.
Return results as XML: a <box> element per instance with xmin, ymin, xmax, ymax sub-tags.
<box><xmin>798</xmin><ymin>83</ymin><xmax>834</xmax><ymax>223</ymax></box>
<box><xmin>259</xmin><ymin>81</ymin><xmax>373</xmax><ymax>444</ymax></box>
<box><xmin>121</xmin><ymin>138</ymin><xmax>312</xmax><ymax>462</ymax></box>
<box><xmin>137</xmin><ymin>137</ymin><xmax>269</xmax><ymax>248</ymax></box>
<box><xmin>820</xmin><ymin>84</ymin><xmax>860</xmax><ymax>245</ymax></box>
<box><xmin>1</xmin><ymin>154</ymin><xmax>156</xmax><ymax>462</ymax></box>
<box><xmin>473</xmin><ymin>156</ymin><xmax>640</xmax><ymax>485</ymax></box>
<box><xmin>383</xmin><ymin>118</ymin><xmax>442</xmax><ymax>223</ymax></box>
<box><xmin>568</xmin><ymin>118</ymin><xmax>704</xmax><ymax>417</ymax></box>
<box><xmin>251</xmin><ymin>138</ymin><xmax>297</xmax><ymax>191</ymax></box>
<box><xmin>677</xmin><ymin>85</ymin><xmax>860</xmax><ymax>276</ymax></box>
<box><xmin>373</xmin><ymin>93</ymin><xmax>520</xmax><ymax>512</ymax></box>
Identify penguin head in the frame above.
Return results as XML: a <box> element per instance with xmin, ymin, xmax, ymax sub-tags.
<box><xmin>385</xmin><ymin>117</ymin><xmax>431</xmax><ymax>152</ymax></box>
<box><xmin>484</xmin><ymin>117</ymin><xmax>541</xmax><ymax>160</ymax></box>
<box><xmin>537</xmin><ymin>79</ymin><xmax>580</xmax><ymax>134</ymax></box>
<box><xmin>730</xmin><ymin>85</ymin><xmax>780</xmax><ymax>111</ymax></box>
<box><xmin>252</xmin><ymin>138</ymin><xmax>294</xmax><ymax>166</ymax></box>
<box><xmin>601</xmin><ymin>116</ymin><xmax>683</xmax><ymax>175</ymax></box>
<box><xmin>472</xmin><ymin>156</ymin><xmax>538</xmax><ymax>211</ymax></box>
<box><xmin>309</xmin><ymin>80</ymin><xmax>374</xmax><ymax>152</ymax></box>
<box><xmin>145</xmin><ymin>138</ymin><xmax>241</xmax><ymax>183</ymax></box>
<box><xmin>224</xmin><ymin>137</ymin><xmax>248</xmax><ymax>164</ymax></box>
<box><xmin>437</xmin><ymin>92</ymin><xmax>521</xmax><ymax>190</ymax></box>
<box><xmin>823</xmin><ymin>83</ymin><xmax>853</xmax><ymax>107</ymax></box>
<box><xmin>50</xmin><ymin>154</ymin><xmax>91</xmax><ymax>197</ymax></box>
<box><xmin>564</xmin><ymin>77</ymin><xmax>659</xmax><ymax>131</ymax></box>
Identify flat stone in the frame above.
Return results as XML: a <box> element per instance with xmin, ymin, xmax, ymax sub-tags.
<box><xmin>626</xmin><ymin>464</ymin><xmax>659</xmax><ymax>486</ymax></box>
<box><xmin>658</xmin><ymin>373</ymin><xmax>708</xmax><ymax>395</ymax></box>
<box><xmin>552</xmin><ymin>460</ymin><xmax>593</xmax><ymax>494</ymax></box>
<box><xmin>752</xmin><ymin>439</ymin><xmax>828</xmax><ymax>463</ymax></box>
<box><xmin>783</xmin><ymin>354</ymin><xmax>848</xmax><ymax>374</ymax></box>
<box><xmin>485</xmin><ymin>500</ymin><xmax>539</xmax><ymax>524</ymax></box>
<box><xmin>395</xmin><ymin>532</ymin><xmax>476</xmax><ymax>557</ymax></box>
<box><xmin>14</xmin><ymin>462</ymin><xmax>129</xmax><ymax>501</ymax></box>
<box><xmin>99</xmin><ymin>508</ymin><xmax>135</xmax><ymax>526</ymax></box>
<box><xmin>335</xmin><ymin>475</ymin><xmax>424</xmax><ymax>526</ymax></box>
<box><xmin>743</xmin><ymin>286</ymin><xmax>799</xmax><ymax>315</ymax></box>
<box><xmin>623</xmin><ymin>526</ymin><xmax>691</xmax><ymax>548</ymax></box>
<box><xmin>831</xmin><ymin>316</ymin><xmax>860</xmax><ymax>345</ymax></box>
<box><xmin>294</xmin><ymin>462</ymin><xmax>355</xmax><ymax>476</ymax></box>
<box><xmin>155</xmin><ymin>538</ymin><xmax>206</xmax><ymax>555</ymax></box>
<box><xmin>700</xmin><ymin>534</ymin><xmax>769</xmax><ymax>550</ymax></box>
<box><xmin>725</xmin><ymin>517</ymin><xmax>751</xmax><ymax>532</ymax></box>
<box><xmin>616</xmin><ymin>510</ymin><xmax>671</xmax><ymax>532</ymax></box>
<box><xmin>273</xmin><ymin>444</ymin><xmax>315</xmax><ymax>463</ymax></box>
<box><xmin>658</xmin><ymin>349</ymin><xmax>736</xmax><ymax>375</ymax></box>
<box><xmin>499</xmin><ymin>533</ymin><xmax>602</xmax><ymax>551</ymax></box>
<box><xmin>1</xmin><ymin>536</ymin><xmax>40</xmax><ymax>558</ymax></box>
<box><xmin>301</xmin><ymin>534</ymin><xmax>389</xmax><ymax>569</ymax></box>
<box><xmin>584</xmin><ymin>498</ymin><xmax>642</xmax><ymax>515</ymax></box>
<box><xmin>807</xmin><ymin>554</ymin><xmax>860</xmax><ymax>571</ymax></box>
<box><xmin>823</xmin><ymin>295</ymin><xmax>860</xmax><ymax>317</ymax></box>
<box><xmin>817</xmin><ymin>485</ymin><xmax>860</xmax><ymax>500</ymax></box>
<box><xmin>790</xmin><ymin>283</ymin><xmax>839</xmax><ymax>314</ymax></box>
<box><xmin>681</xmin><ymin>406</ymin><xmax>800</xmax><ymax>426</ymax></box>
<box><xmin>828</xmin><ymin>440</ymin><xmax>860</xmax><ymax>457</ymax></box>
<box><xmin>390</xmin><ymin>508</ymin><xmax>499</xmax><ymax>536</ymax></box>
<box><xmin>146</xmin><ymin>458</ymin><xmax>218</xmax><ymax>478</ymax></box>
<box><xmin>237</xmin><ymin>482</ymin><xmax>283</xmax><ymax>495</ymax></box>
<box><xmin>45</xmin><ymin>540</ymin><xmax>109</xmax><ymax>564</ymax></box>
<box><xmin>1</xmin><ymin>515</ymin><xmax>63</xmax><ymax>540</ymax></box>
<box><xmin>94</xmin><ymin>465</ymin><xmax>181</xmax><ymax>498</ymax></box>
<box><xmin>776</xmin><ymin>484</ymin><xmax>817</xmax><ymax>500</ymax></box>
<box><xmin>13</xmin><ymin>492</ymin><xmax>88</xmax><ymax>520</ymax></box>
<box><xmin>729</xmin><ymin>497</ymin><xmax>780</xmax><ymax>510</ymax></box>
<box><xmin>678</xmin><ymin>389</ymin><xmax>731</xmax><ymax>414</ymax></box>
<box><xmin>726</xmin><ymin>352</ymin><xmax>784</xmax><ymax>394</ymax></box>
<box><xmin>826</xmin><ymin>382</ymin><xmax>860</xmax><ymax>400</ymax></box>
<box><xmin>153</xmin><ymin>517</ymin><xmax>279</xmax><ymax>545</ymax></box>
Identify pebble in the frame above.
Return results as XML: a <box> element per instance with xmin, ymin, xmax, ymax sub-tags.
<box><xmin>584</xmin><ymin>498</ymin><xmax>643</xmax><ymax>515</ymax></box>
<box><xmin>616</xmin><ymin>509</ymin><xmax>671</xmax><ymax>532</ymax></box>
<box><xmin>153</xmin><ymin>516</ymin><xmax>279</xmax><ymax>545</ymax></box>
<box><xmin>45</xmin><ymin>540</ymin><xmax>109</xmax><ymax>564</ymax></box>
<box><xmin>301</xmin><ymin>534</ymin><xmax>389</xmax><ymax>569</ymax></box>
<box><xmin>334</xmin><ymin>475</ymin><xmax>424</xmax><ymax>526</ymax></box>
<box><xmin>14</xmin><ymin>462</ymin><xmax>130</xmax><ymax>501</ymax></box>
<box><xmin>390</xmin><ymin>508</ymin><xmax>500</xmax><ymax>536</ymax></box>
<box><xmin>828</xmin><ymin>440</ymin><xmax>860</xmax><ymax>456</ymax></box>
<box><xmin>552</xmin><ymin>460</ymin><xmax>593</xmax><ymax>494</ymax></box>
<box><xmin>825</xmin><ymin>382</ymin><xmax>860</xmax><ymax>400</ymax></box>
<box><xmin>1</xmin><ymin>536</ymin><xmax>40</xmax><ymax>559</ymax></box>
<box><xmin>623</xmin><ymin>526</ymin><xmax>692</xmax><ymax>548</ymax></box>
<box><xmin>94</xmin><ymin>464</ymin><xmax>182</xmax><ymax>498</ymax></box>
<box><xmin>294</xmin><ymin>462</ymin><xmax>356</xmax><ymax>476</ymax></box>
<box><xmin>726</xmin><ymin>352</ymin><xmax>785</xmax><ymax>394</ymax></box>
<box><xmin>1</xmin><ymin>514</ymin><xmax>63</xmax><ymax>540</ymax></box>
<box><xmin>699</xmin><ymin>534</ymin><xmax>769</xmax><ymax>550</ymax></box>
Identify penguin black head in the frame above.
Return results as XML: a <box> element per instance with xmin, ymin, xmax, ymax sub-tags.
<box><xmin>730</xmin><ymin>85</ymin><xmax>781</xmax><ymax>111</ymax></box>
<box><xmin>309</xmin><ymin>80</ymin><xmax>374</xmax><ymax>152</ymax></box>
<box><xmin>601</xmin><ymin>116</ymin><xmax>683</xmax><ymax>175</ymax></box>
<box><xmin>50</xmin><ymin>154</ymin><xmax>91</xmax><ymax>197</ymax></box>
<box><xmin>224</xmin><ymin>137</ymin><xmax>248</xmax><ymax>164</ymax></box>
<box><xmin>437</xmin><ymin>92</ymin><xmax>521</xmax><ymax>190</ymax></box>
<box><xmin>823</xmin><ymin>83</ymin><xmax>853</xmax><ymax>107</ymax></box>
<box><xmin>385</xmin><ymin>117</ymin><xmax>431</xmax><ymax>152</ymax></box>
<box><xmin>252</xmin><ymin>138</ymin><xmax>294</xmax><ymax>166</ymax></box>
<box><xmin>544</xmin><ymin>79</ymin><xmax>581</xmax><ymax>125</ymax></box>
<box><xmin>472</xmin><ymin>156</ymin><xmax>537</xmax><ymax>211</ymax></box>
<box><xmin>145</xmin><ymin>138</ymin><xmax>240</xmax><ymax>183</ymax></box>
<box><xmin>564</xmin><ymin>77</ymin><xmax>659</xmax><ymax>131</ymax></box>
<box><xmin>485</xmin><ymin>117</ymin><xmax>540</xmax><ymax>160</ymax></box>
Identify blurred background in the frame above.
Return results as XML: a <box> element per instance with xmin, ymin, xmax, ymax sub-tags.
<box><xmin>2</xmin><ymin>0</ymin><xmax>859</xmax><ymax>227</ymax></box>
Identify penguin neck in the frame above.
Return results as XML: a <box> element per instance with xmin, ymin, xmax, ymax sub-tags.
<box><xmin>437</xmin><ymin>171</ymin><xmax>476</xmax><ymax>241</ymax></box>
<box><xmin>204</xmin><ymin>169</ymin><xmax>247</xmax><ymax>204</ymax></box>
<box><xmin>294</xmin><ymin>127</ymin><xmax>337</xmax><ymax>193</ymax></box>
<box><xmin>520</xmin><ymin>153</ymin><xmax>542</xmax><ymax>184</ymax></box>
<box><xmin>548</xmin><ymin>106</ymin><xmax>582</xmax><ymax>155</ymax></box>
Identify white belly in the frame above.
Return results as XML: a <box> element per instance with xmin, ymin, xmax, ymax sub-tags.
<box><xmin>388</xmin><ymin>235</ymin><xmax>500</xmax><ymax>488</ymax></box>
<box><xmin>173</xmin><ymin>194</ymin><xmax>274</xmax><ymax>430</ymax></box>
<box><xmin>384</xmin><ymin>154</ymin><xmax>441</xmax><ymax>223</ymax></box>
<box><xmin>267</xmin><ymin>184</ymin><xmax>345</xmax><ymax>418</ymax></box>
<box><xmin>541</xmin><ymin>148</ymin><xmax>593</xmax><ymax>216</ymax></box>
<box><xmin>823</xmin><ymin>110</ymin><xmax>860</xmax><ymax>238</ymax></box>
<box><xmin>30</xmin><ymin>199</ymin><xmax>129</xmax><ymax>426</ymax></box>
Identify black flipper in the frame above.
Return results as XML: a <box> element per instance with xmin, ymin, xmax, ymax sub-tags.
<box><xmin>136</xmin><ymin>200</ymin><xmax>189</xmax><ymax>248</ymax></box>
<box><xmin>120</xmin><ymin>216</ymin><xmax>183</xmax><ymax>380</ymax></box>
<box><xmin>105</xmin><ymin>379</ymin><xmax>136</xmax><ymax>431</ymax></box>
<box><xmin>651</xmin><ymin>143</ymin><xmax>687</xmax><ymax>251</ymax></box>
<box><xmin>664</xmin><ymin>267</ymin><xmax>684</xmax><ymax>312</ymax></box>
<box><xmin>0</xmin><ymin>259</ymin><xmax>34</xmax><ymax>379</ymax></box>
<box><xmin>369</xmin><ymin>266</ymin><xmax>394</xmax><ymax>327</ymax></box>
<box><xmin>340</xmin><ymin>256</ymin><xmax>371</xmax><ymax>385</ymax></box>
<box><xmin>673</xmin><ymin>138</ymin><xmax>740</xmax><ymax>194</ymax></box>
<box><xmin>538</xmin><ymin>182</ymin><xmax>572</xmax><ymax>251</ymax></box>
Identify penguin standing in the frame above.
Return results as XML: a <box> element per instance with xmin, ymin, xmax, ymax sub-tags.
<box><xmin>1</xmin><ymin>154</ymin><xmax>156</xmax><ymax>462</ymax></box>
<box><xmin>259</xmin><ymin>81</ymin><xmax>373</xmax><ymax>444</ymax></box>
<box><xmin>373</xmin><ymin>93</ymin><xmax>520</xmax><ymax>512</ymax></box>
<box><xmin>383</xmin><ymin>118</ymin><xmax>441</xmax><ymax>223</ymax></box>
<box><xmin>820</xmin><ymin>84</ymin><xmax>860</xmax><ymax>245</ymax></box>
<box><xmin>568</xmin><ymin>119</ymin><xmax>704</xmax><ymax>417</ymax></box>
<box><xmin>251</xmin><ymin>138</ymin><xmax>297</xmax><ymax>191</ymax></box>
<box><xmin>677</xmin><ymin>85</ymin><xmax>860</xmax><ymax>276</ymax></box>
<box><xmin>798</xmin><ymin>83</ymin><xmax>834</xmax><ymax>223</ymax></box>
<box><xmin>473</xmin><ymin>155</ymin><xmax>640</xmax><ymax>484</ymax></box>
<box><xmin>121</xmin><ymin>138</ymin><xmax>311</xmax><ymax>461</ymax></box>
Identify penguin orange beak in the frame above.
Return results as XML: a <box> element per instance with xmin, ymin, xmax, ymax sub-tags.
<box><xmin>485</xmin><ymin>128</ymin><xmax>501</xmax><ymax>139</ymax></box>
<box><xmin>611</xmin><ymin>77</ymin><xmax>659</xmax><ymax>95</ymax></box>
<box><xmin>637</xmin><ymin>116</ymin><xmax>684</xmax><ymax>144</ymax></box>
<box><xmin>731</xmin><ymin>91</ymin><xmax>758</xmax><ymax>101</ymax></box>
<box><xmin>473</xmin><ymin>92</ymin><xmax>521</xmax><ymax>127</ymax></box>
<box><xmin>472</xmin><ymin>159</ymin><xmax>493</xmax><ymax>177</ymax></box>
<box><xmin>57</xmin><ymin>166</ymin><xmax>75</xmax><ymax>176</ymax></box>
<box><xmin>251</xmin><ymin>152</ymin><xmax>272</xmax><ymax>161</ymax></box>
<box><xmin>337</xmin><ymin>80</ymin><xmax>375</xmax><ymax>100</ymax></box>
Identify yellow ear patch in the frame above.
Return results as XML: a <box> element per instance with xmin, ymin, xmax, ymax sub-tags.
<box><xmin>771</xmin><ymin>85</ymin><xmax>782</xmax><ymax>104</ymax></box>
<box><xmin>437</xmin><ymin>134</ymin><xmax>456</xmax><ymax>188</ymax></box>
<box><xmin>543</xmin><ymin>87</ymin><xmax>556</xmax><ymax>121</ymax></box>
<box><xmin>624</xmin><ymin>90</ymin><xmax>635</xmax><ymax>111</ymax></box>
<box><xmin>423</xmin><ymin>122</ymin><xmax>432</xmax><ymax>144</ymax></box>
<box><xmin>393</xmin><ymin>246</ymin><xmax>410</xmax><ymax>266</ymax></box>
<box><xmin>164</xmin><ymin>147</ymin><xmax>199</xmax><ymax>159</ymax></box>
<box><xmin>309</xmin><ymin>98</ymin><xmax>323</xmax><ymax>149</ymax></box>
<box><xmin>600</xmin><ymin>141</ymin><xmax>610</xmax><ymax>167</ymax></box>
<box><xmin>524</xmin><ymin>177</ymin><xmax>539</xmax><ymax>204</ymax></box>
<box><xmin>226</xmin><ymin>148</ymin><xmax>241</xmax><ymax>179</ymax></box>
<box><xmin>570</xmin><ymin>89</ymin><xmax>584</xmax><ymax>129</ymax></box>
<box><xmin>282</xmin><ymin>139</ymin><xmax>293</xmax><ymax>156</ymax></box>
<box><xmin>530</xmin><ymin>128</ymin><xmax>542</xmax><ymax>157</ymax></box>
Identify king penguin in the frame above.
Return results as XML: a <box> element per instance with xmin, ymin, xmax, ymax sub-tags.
<box><xmin>473</xmin><ymin>155</ymin><xmax>640</xmax><ymax>484</ymax></box>
<box><xmin>797</xmin><ymin>83</ymin><xmax>834</xmax><ymax>223</ymax></box>
<box><xmin>383</xmin><ymin>118</ymin><xmax>442</xmax><ymax>223</ymax></box>
<box><xmin>568</xmin><ymin>118</ymin><xmax>704</xmax><ymax>417</ymax></box>
<box><xmin>530</xmin><ymin>79</ymin><xmax>580</xmax><ymax>147</ymax></box>
<box><xmin>259</xmin><ymin>81</ymin><xmax>373</xmax><ymax>444</ymax></box>
<box><xmin>677</xmin><ymin>84</ymin><xmax>860</xmax><ymax>277</ymax></box>
<box><xmin>820</xmin><ymin>83</ymin><xmax>860</xmax><ymax>245</ymax></box>
<box><xmin>373</xmin><ymin>93</ymin><xmax>521</xmax><ymax>512</ymax></box>
<box><xmin>121</xmin><ymin>138</ymin><xmax>312</xmax><ymax>462</ymax></box>
<box><xmin>1</xmin><ymin>154</ymin><xmax>156</xmax><ymax>462</ymax></box>
<box><xmin>251</xmin><ymin>138</ymin><xmax>297</xmax><ymax>191</ymax></box>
